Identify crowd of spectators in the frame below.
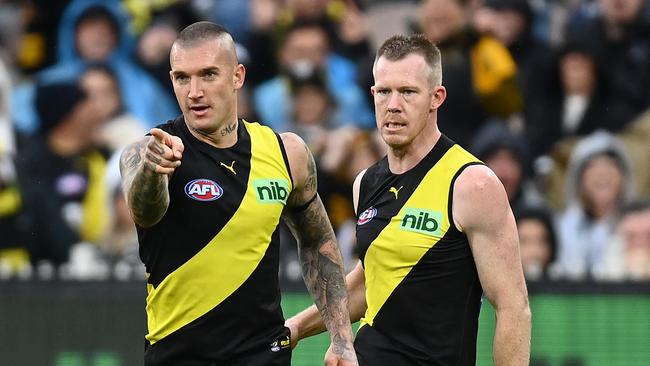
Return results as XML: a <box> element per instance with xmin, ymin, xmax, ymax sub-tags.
<box><xmin>0</xmin><ymin>0</ymin><xmax>648</xmax><ymax>283</ymax></box>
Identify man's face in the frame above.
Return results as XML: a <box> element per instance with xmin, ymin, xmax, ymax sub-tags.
<box><xmin>80</xmin><ymin>69</ymin><xmax>120</xmax><ymax>122</ymax></box>
<box><xmin>418</xmin><ymin>0</ymin><xmax>465</xmax><ymax>44</ymax></box>
<box><xmin>371</xmin><ymin>54</ymin><xmax>442</xmax><ymax>149</ymax></box>
<box><xmin>76</xmin><ymin>18</ymin><xmax>118</xmax><ymax>61</ymax></box>
<box><xmin>170</xmin><ymin>39</ymin><xmax>245</xmax><ymax>135</ymax></box>
<box><xmin>280</xmin><ymin>27</ymin><xmax>328</xmax><ymax>76</ymax></box>
<box><xmin>485</xmin><ymin>148</ymin><xmax>522</xmax><ymax>202</ymax></box>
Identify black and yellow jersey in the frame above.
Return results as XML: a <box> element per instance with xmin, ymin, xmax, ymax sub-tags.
<box><xmin>138</xmin><ymin>117</ymin><xmax>293</xmax><ymax>364</ymax></box>
<box><xmin>354</xmin><ymin>135</ymin><xmax>484</xmax><ymax>366</ymax></box>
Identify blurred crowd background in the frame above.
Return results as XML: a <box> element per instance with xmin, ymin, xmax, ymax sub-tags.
<box><xmin>0</xmin><ymin>0</ymin><xmax>649</xmax><ymax>284</ymax></box>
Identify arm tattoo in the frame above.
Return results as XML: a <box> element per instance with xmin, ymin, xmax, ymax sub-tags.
<box><xmin>282</xmin><ymin>142</ymin><xmax>355</xmax><ymax>360</ymax></box>
<box><xmin>119</xmin><ymin>139</ymin><xmax>169</xmax><ymax>227</ymax></box>
<box><xmin>303</xmin><ymin>144</ymin><xmax>318</xmax><ymax>195</ymax></box>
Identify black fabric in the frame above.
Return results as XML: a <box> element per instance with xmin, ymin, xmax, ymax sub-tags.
<box><xmin>354</xmin><ymin>135</ymin><xmax>483</xmax><ymax>365</ymax></box>
<box><xmin>139</xmin><ymin>117</ymin><xmax>290</xmax><ymax>364</ymax></box>
<box><xmin>355</xmin><ymin>135</ymin><xmax>454</xmax><ymax>262</ymax></box>
<box><xmin>138</xmin><ymin>117</ymin><xmax>252</xmax><ymax>287</ymax></box>
<box><xmin>357</xmin><ymin>229</ymin><xmax>482</xmax><ymax>366</ymax></box>
<box><xmin>144</xmin><ymin>229</ymin><xmax>290</xmax><ymax>365</ymax></box>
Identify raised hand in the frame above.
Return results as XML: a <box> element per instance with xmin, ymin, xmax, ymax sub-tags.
<box><xmin>145</xmin><ymin>128</ymin><xmax>184</xmax><ymax>175</ymax></box>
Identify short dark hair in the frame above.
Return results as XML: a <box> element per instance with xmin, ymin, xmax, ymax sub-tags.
<box><xmin>175</xmin><ymin>21</ymin><xmax>232</xmax><ymax>48</ymax></box>
<box><xmin>375</xmin><ymin>34</ymin><xmax>442</xmax><ymax>85</ymax></box>
<box><xmin>171</xmin><ymin>21</ymin><xmax>238</xmax><ymax>64</ymax></box>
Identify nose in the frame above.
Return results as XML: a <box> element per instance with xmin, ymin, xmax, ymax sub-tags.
<box><xmin>188</xmin><ymin>77</ymin><xmax>203</xmax><ymax>99</ymax></box>
<box><xmin>386</xmin><ymin>92</ymin><xmax>401</xmax><ymax>113</ymax></box>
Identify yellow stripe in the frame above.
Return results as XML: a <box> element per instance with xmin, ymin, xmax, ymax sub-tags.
<box><xmin>146</xmin><ymin>121</ymin><xmax>292</xmax><ymax>343</ymax></box>
<box><xmin>80</xmin><ymin>151</ymin><xmax>109</xmax><ymax>243</ymax></box>
<box><xmin>361</xmin><ymin>145</ymin><xmax>478</xmax><ymax>327</ymax></box>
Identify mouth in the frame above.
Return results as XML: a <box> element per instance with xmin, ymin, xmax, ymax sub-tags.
<box><xmin>189</xmin><ymin>104</ymin><xmax>210</xmax><ymax>117</ymax></box>
<box><xmin>383</xmin><ymin>121</ymin><xmax>406</xmax><ymax>131</ymax></box>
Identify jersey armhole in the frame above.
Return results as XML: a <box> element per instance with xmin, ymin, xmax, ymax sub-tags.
<box><xmin>275</xmin><ymin>133</ymin><xmax>294</xmax><ymax>188</ymax></box>
<box><xmin>447</xmin><ymin>162</ymin><xmax>484</xmax><ymax>233</ymax></box>
<box><xmin>355</xmin><ymin>169</ymin><xmax>370</xmax><ymax>216</ymax></box>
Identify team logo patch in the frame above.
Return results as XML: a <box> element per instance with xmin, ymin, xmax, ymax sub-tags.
<box><xmin>357</xmin><ymin>207</ymin><xmax>377</xmax><ymax>225</ymax></box>
<box><xmin>184</xmin><ymin>178</ymin><xmax>223</xmax><ymax>201</ymax></box>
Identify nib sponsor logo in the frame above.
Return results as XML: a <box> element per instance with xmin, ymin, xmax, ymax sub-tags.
<box><xmin>254</xmin><ymin>179</ymin><xmax>290</xmax><ymax>204</ymax></box>
<box><xmin>400</xmin><ymin>208</ymin><xmax>443</xmax><ymax>236</ymax></box>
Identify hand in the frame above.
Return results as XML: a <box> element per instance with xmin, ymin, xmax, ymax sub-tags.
<box><xmin>145</xmin><ymin>128</ymin><xmax>184</xmax><ymax>175</ymax></box>
<box><xmin>324</xmin><ymin>343</ymin><xmax>358</xmax><ymax>366</ymax></box>
<box><xmin>285</xmin><ymin>318</ymin><xmax>300</xmax><ymax>349</ymax></box>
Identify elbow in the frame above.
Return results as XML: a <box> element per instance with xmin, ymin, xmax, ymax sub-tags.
<box><xmin>127</xmin><ymin>200</ymin><xmax>168</xmax><ymax>229</ymax></box>
<box><xmin>133</xmin><ymin>215</ymin><xmax>160</xmax><ymax>229</ymax></box>
<box><xmin>494</xmin><ymin>294</ymin><xmax>531</xmax><ymax>326</ymax></box>
<box><xmin>131</xmin><ymin>208</ymin><xmax>166</xmax><ymax>228</ymax></box>
<box><xmin>522</xmin><ymin>301</ymin><xmax>532</xmax><ymax>328</ymax></box>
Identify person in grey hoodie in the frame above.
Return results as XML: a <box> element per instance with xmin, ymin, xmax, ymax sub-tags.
<box><xmin>555</xmin><ymin>130</ymin><xmax>636</xmax><ymax>280</ymax></box>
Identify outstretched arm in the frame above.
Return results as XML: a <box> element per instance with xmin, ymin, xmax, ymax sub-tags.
<box><xmin>285</xmin><ymin>169</ymin><xmax>369</xmax><ymax>346</ymax></box>
<box><xmin>119</xmin><ymin>128</ymin><xmax>184</xmax><ymax>228</ymax></box>
<box><xmin>454</xmin><ymin>165</ymin><xmax>531</xmax><ymax>366</ymax></box>
<box><xmin>280</xmin><ymin>132</ymin><xmax>357</xmax><ymax>365</ymax></box>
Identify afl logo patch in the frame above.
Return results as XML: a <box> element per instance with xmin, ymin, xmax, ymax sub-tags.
<box><xmin>357</xmin><ymin>207</ymin><xmax>377</xmax><ymax>225</ymax></box>
<box><xmin>184</xmin><ymin>179</ymin><xmax>223</xmax><ymax>201</ymax></box>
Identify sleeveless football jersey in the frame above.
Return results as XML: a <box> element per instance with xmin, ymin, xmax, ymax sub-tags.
<box><xmin>138</xmin><ymin>117</ymin><xmax>293</xmax><ymax>364</ymax></box>
<box><xmin>354</xmin><ymin>135</ymin><xmax>484</xmax><ymax>365</ymax></box>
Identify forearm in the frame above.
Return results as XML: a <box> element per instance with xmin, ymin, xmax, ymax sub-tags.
<box><xmin>126</xmin><ymin>167</ymin><xmax>169</xmax><ymax>227</ymax></box>
<box><xmin>288</xmin><ymin>264</ymin><xmax>367</xmax><ymax>341</ymax></box>
<box><xmin>493</xmin><ymin>304</ymin><xmax>531</xmax><ymax>366</ymax></box>
<box><xmin>284</xmin><ymin>198</ymin><xmax>355</xmax><ymax>357</ymax></box>
<box><xmin>120</xmin><ymin>141</ymin><xmax>169</xmax><ymax>227</ymax></box>
<box><xmin>299</xmin><ymin>237</ymin><xmax>354</xmax><ymax>345</ymax></box>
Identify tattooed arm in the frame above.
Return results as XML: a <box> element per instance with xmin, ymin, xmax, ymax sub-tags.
<box><xmin>280</xmin><ymin>133</ymin><xmax>357</xmax><ymax>366</ymax></box>
<box><xmin>285</xmin><ymin>169</ymin><xmax>368</xmax><ymax>347</ymax></box>
<box><xmin>119</xmin><ymin>128</ymin><xmax>184</xmax><ymax>228</ymax></box>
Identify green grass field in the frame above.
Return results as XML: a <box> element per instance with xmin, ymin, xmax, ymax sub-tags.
<box><xmin>282</xmin><ymin>293</ymin><xmax>650</xmax><ymax>366</ymax></box>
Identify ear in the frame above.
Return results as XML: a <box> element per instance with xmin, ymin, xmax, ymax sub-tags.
<box><xmin>430</xmin><ymin>85</ymin><xmax>447</xmax><ymax>111</ymax></box>
<box><xmin>234</xmin><ymin>64</ymin><xmax>246</xmax><ymax>90</ymax></box>
<box><xmin>370</xmin><ymin>86</ymin><xmax>376</xmax><ymax>96</ymax></box>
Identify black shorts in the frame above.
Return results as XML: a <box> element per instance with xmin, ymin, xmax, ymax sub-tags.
<box><xmin>144</xmin><ymin>327</ymin><xmax>292</xmax><ymax>366</ymax></box>
<box><xmin>355</xmin><ymin>325</ymin><xmax>425</xmax><ymax>366</ymax></box>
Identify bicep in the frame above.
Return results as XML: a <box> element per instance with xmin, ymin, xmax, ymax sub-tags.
<box><xmin>281</xmin><ymin>132</ymin><xmax>318</xmax><ymax>209</ymax></box>
<box><xmin>454</xmin><ymin>167</ymin><xmax>527</xmax><ymax>309</ymax></box>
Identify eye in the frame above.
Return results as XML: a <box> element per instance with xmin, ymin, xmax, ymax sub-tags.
<box><xmin>203</xmin><ymin>70</ymin><xmax>218</xmax><ymax>80</ymax></box>
<box><xmin>175</xmin><ymin>75</ymin><xmax>189</xmax><ymax>84</ymax></box>
<box><xmin>402</xmin><ymin>89</ymin><xmax>415</xmax><ymax>96</ymax></box>
<box><xmin>376</xmin><ymin>89</ymin><xmax>390</xmax><ymax>96</ymax></box>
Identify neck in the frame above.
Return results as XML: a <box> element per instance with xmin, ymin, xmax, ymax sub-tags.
<box><xmin>387</xmin><ymin>127</ymin><xmax>441</xmax><ymax>174</ymax></box>
<box><xmin>189</xmin><ymin>119</ymin><xmax>239</xmax><ymax>148</ymax></box>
